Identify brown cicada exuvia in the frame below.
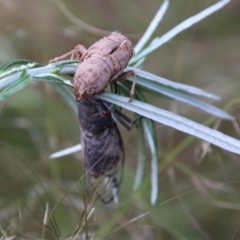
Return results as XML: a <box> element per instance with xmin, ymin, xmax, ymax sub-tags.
<box><xmin>50</xmin><ymin>32</ymin><xmax>136</xmax><ymax>102</ymax></box>
<box><xmin>78</xmin><ymin>97</ymin><xmax>128</xmax><ymax>204</ymax></box>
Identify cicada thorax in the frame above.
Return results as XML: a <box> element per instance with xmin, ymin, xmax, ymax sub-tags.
<box><xmin>78</xmin><ymin>97</ymin><xmax>124</xmax><ymax>203</ymax></box>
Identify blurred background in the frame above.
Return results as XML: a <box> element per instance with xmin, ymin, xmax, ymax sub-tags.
<box><xmin>0</xmin><ymin>0</ymin><xmax>240</xmax><ymax>239</ymax></box>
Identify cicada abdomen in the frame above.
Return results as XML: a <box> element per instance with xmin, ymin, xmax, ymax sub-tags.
<box><xmin>78</xmin><ymin>97</ymin><xmax>124</xmax><ymax>204</ymax></box>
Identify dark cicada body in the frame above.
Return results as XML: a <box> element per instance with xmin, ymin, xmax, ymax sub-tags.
<box><xmin>78</xmin><ymin>97</ymin><xmax>124</xmax><ymax>204</ymax></box>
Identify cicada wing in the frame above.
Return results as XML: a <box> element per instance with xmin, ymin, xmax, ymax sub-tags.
<box><xmin>88</xmin><ymin>150</ymin><xmax>124</xmax><ymax>204</ymax></box>
<box><xmin>82</xmin><ymin>126</ymin><xmax>124</xmax><ymax>204</ymax></box>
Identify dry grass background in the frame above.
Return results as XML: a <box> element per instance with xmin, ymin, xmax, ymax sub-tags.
<box><xmin>0</xmin><ymin>0</ymin><xmax>240</xmax><ymax>239</ymax></box>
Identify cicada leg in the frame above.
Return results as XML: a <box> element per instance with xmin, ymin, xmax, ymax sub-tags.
<box><xmin>110</xmin><ymin>70</ymin><xmax>136</xmax><ymax>102</ymax></box>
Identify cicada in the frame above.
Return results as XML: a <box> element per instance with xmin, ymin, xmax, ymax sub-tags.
<box><xmin>78</xmin><ymin>97</ymin><xmax>125</xmax><ymax>204</ymax></box>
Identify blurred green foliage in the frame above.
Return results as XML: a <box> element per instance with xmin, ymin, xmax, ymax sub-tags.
<box><xmin>0</xmin><ymin>0</ymin><xmax>240</xmax><ymax>239</ymax></box>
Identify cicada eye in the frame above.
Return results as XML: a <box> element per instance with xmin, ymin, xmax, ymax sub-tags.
<box><xmin>102</xmin><ymin>110</ymin><xmax>111</xmax><ymax>118</ymax></box>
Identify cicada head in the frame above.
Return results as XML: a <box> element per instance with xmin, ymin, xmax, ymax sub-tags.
<box><xmin>78</xmin><ymin>97</ymin><xmax>115</xmax><ymax>134</ymax></box>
